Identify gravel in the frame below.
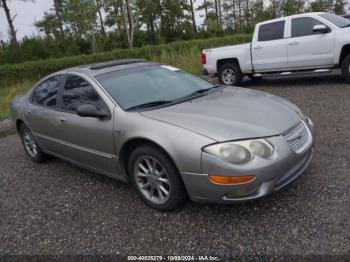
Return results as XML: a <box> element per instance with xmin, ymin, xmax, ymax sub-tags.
<box><xmin>0</xmin><ymin>74</ymin><xmax>349</xmax><ymax>258</ymax></box>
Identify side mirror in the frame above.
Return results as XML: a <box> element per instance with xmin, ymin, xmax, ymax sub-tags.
<box><xmin>76</xmin><ymin>104</ymin><xmax>110</xmax><ymax>119</ymax></box>
<box><xmin>313</xmin><ymin>24</ymin><xmax>329</xmax><ymax>33</ymax></box>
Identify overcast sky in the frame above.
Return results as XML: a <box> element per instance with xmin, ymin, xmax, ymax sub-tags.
<box><xmin>0</xmin><ymin>0</ymin><xmax>53</xmax><ymax>41</ymax></box>
<box><xmin>0</xmin><ymin>0</ymin><xmax>205</xmax><ymax>41</ymax></box>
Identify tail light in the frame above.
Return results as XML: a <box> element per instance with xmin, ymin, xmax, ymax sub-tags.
<box><xmin>201</xmin><ymin>53</ymin><xmax>206</xmax><ymax>65</ymax></box>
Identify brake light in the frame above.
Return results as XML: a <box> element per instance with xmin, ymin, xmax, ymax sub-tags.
<box><xmin>201</xmin><ymin>53</ymin><xmax>206</xmax><ymax>65</ymax></box>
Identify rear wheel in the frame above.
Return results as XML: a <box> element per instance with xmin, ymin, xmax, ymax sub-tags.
<box><xmin>341</xmin><ymin>54</ymin><xmax>350</xmax><ymax>83</ymax></box>
<box><xmin>218</xmin><ymin>63</ymin><xmax>243</xmax><ymax>86</ymax></box>
<box><xmin>128</xmin><ymin>145</ymin><xmax>187</xmax><ymax>211</ymax></box>
<box><xmin>19</xmin><ymin>124</ymin><xmax>46</xmax><ymax>163</ymax></box>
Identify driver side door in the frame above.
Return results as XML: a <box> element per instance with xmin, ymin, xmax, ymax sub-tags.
<box><xmin>53</xmin><ymin>73</ymin><xmax>119</xmax><ymax>177</ymax></box>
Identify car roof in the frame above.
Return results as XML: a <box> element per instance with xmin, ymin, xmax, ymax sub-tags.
<box><xmin>53</xmin><ymin>59</ymin><xmax>159</xmax><ymax>78</ymax></box>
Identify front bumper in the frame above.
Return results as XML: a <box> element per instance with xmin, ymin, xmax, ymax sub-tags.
<box><xmin>180</xmin><ymin>119</ymin><xmax>315</xmax><ymax>204</ymax></box>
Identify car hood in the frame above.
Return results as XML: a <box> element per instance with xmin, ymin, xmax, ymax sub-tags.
<box><xmin>141</xmin><ymin>87</ymin><xmax>301</xmax><ymax>142</ymax></box>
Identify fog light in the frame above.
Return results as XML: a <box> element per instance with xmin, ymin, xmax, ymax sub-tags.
<box><xmin>208</xmin><ymin>174</ymin><xmax>255</xmax><ymax>185</ymax></box>
<box><xmin>226</xmin><ymin>185</ymin><xmax>258</xmax><ymax>198</ymax></box>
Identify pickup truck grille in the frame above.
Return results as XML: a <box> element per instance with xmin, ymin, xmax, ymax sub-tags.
<box><xmin>282</xmin><ymin>121</ymin><xmax>311</xmax><ymax>154</ymax></box>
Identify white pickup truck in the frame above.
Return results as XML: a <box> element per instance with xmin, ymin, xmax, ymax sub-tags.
<box><xmin>201</xmin><ymin>12</ymin><xmax>350</xmax><ymax>85</ymax></box>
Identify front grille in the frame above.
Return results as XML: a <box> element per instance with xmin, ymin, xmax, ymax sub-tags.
<box><xmin>282</xmin><ymin>121</ymin><xmax>312</xmax><ymax>154</ymax></box>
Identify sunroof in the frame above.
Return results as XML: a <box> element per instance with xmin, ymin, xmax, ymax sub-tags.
<box><xmin>89</xmin><ymin>59</ymin><xmax>147</xmax><ymax>70</ymax></box>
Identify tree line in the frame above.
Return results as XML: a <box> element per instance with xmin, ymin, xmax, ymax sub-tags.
<box><xmin>0</xmin><ymin>0</ymin><xmax>345</xmax><ymax>64</ymax></box>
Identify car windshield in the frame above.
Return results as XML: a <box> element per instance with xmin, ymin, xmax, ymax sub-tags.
<box><xmin>318</xmin><ymin>13</ymin><xmax>350</xmax><ymax>28</ymax></box>
<box><xmin>95</xmin><ymin>65</ymin><xmax>215</xmax><ymax>110</ymax></box>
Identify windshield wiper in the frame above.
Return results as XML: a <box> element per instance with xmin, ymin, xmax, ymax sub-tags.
<box><xmin>126</xmin><ymin>100</ymin><xmax>173</xmax><ymax>111</ymax></box>
<box><xmin>183</xmin><ymin>85</ymin><xmax>222</xmax><ymax>99</ymax></box>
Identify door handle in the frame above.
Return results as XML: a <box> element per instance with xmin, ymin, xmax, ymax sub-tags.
<box><xmin>254</xmin><ymin>46</ymin><xmax>263</xmax><ymax>50</ymax></box>
<box><xmin>58</xmin><ymin>117</ymin><xmax>66</xmax><ymax>123</ymax></box>
<box><xmin>289</xmin><ymin>41</ymin><xmax>299</xmax><ymax>46</ymax></box>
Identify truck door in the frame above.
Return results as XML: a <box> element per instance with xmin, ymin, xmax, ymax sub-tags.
<box><xmin>287</xmin><ymin>17</ymin><xmax>334</xmax><ymax>69</ymax></box>
<box><xmin>251</xmin><ymin>20</ymin><xmax>288</xmax><ymax>72</ymax></box>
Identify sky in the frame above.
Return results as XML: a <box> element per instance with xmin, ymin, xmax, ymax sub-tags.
<box><xmin>0</xmin><ymin>0</ymin><xmax>53</xmax><ymax>41</ymax></box>
<box><xmin>0</xmin><ymin>0</ymin><xmax>205</xmax><ymax>41</ymax></box>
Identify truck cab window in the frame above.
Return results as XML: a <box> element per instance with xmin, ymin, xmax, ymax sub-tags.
<box><xmin>258</xmin><ymin>21</ymin><xmax>285</xmax><ymax>41</ymax></box>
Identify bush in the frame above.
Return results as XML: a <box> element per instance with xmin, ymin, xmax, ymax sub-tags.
<box><xmin>0</xmin><ymin>34</ymin><xmax>252</xmax><ymax>88</ymax></box>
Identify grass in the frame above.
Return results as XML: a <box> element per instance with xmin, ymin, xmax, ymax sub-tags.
<box><xmin>0</xmin><ymin>48</ymin><xmax>203</xmax><ymax>121</ymax></box>
<box><xmin>0</xmin><ymin>80</ymin><xmax>34</xmax><ymax>120</ymax></box>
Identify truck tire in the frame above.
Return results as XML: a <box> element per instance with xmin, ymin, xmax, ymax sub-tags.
<box><xmin>341</xmin><ymin>54</ymin><xmax>350</xmax><ymax>82</ymax></box>
<box><xmin>218</xmin><ymin>63</ymin><xmax>243</xmax><ymax>86</ymax></box>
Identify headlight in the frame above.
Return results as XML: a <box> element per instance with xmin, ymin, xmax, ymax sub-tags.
<box><xmin>203</xmin><ymin>139</ymin><xmax>274</xmax><ymax>165</ymax></box>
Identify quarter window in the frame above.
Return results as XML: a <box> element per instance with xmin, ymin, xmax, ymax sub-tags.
<box><xmin>291</xmin><ymin>17</ymin><xmax>327</xmax><ymax>37</ymax></box>
<box><xmin>62</xmin><ymin>75</ymin><xmax>106</xmax><ymax>113</ymax></box>
<box><xmin>258</xmin><ymin>21</ymin><xmax>285</xmax><ymax>41</ymax></box>
<box><xmin>32</xmin><ymin>76</ymin><xmax>62</xmax><ymax>108</ymax></box>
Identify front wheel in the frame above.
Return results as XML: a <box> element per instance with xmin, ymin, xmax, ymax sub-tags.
<box><xmin>218</xmin><ymin>63</ymin><xmax>243</xmax><ymax>86</ymax></box>
<box><xmin>341</xmin><ymin>54</ymin><xmax>350</xmax><ymax>83</ymax></box>
<box><xmin>128</xmin><ymin>145</ymin><xmax>187</xmax><ymax>211</ymax></box>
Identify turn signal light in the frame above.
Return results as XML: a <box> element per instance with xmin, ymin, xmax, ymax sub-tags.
<box><xmin>208</xmin><ymin>175</ymin><xmax>256</xmax><ymax>185</ymax></box>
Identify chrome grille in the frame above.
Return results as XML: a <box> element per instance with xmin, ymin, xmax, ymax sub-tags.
<box><xmin>282</xmin><ymin>121</ymin><xmax>311</xmax><ymax>154</ymax></box>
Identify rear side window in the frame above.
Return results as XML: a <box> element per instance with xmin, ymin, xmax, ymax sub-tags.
<box><xmin>258</xmin><ymin>21</ymin><xmax>285</xmax><ymax>41</ymax></box>
<box><xmin>291</xmin><ymin>17</ymin><xmax>327</xmax><ymax>37</ymax></box>
<box><xmin>62</xmin><ymin>74</ymin><xmax>106</xmax><ymax>113</ymax></box>
<box><xmin>32</xmin><ymin>76</ymin><xmax>62</xmax><ymax>108</ymax></box>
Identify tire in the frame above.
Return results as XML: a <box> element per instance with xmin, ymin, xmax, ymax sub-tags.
<box><xmin>19</xmin><ymin>124</ymin><xmax>46</xmax><ymax>163</ymax></box>
<box><xmin>218</xmin><ymin>63</ymin><xmax>243</xmax><ymax>86</ymax></box>
<box><xmin>341</xmin><ymin>54</ymin><xmax>350</xmax><ymax>83</ymax></box>
<box><xmin>128</xmin><ymin>145</ymin><xmax>187</xmax><ymax>211</ymax></box>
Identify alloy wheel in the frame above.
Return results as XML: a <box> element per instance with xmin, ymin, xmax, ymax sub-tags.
<box><xmin>222</xmin><ymin>68</ymin><xmax>236</xmax><ymax>85</ymax></box>
<box><xmin>23</xmin><ymin>129</ymin><xmax>37</xmax><ymax>158</ymax></box>
<box><xmin>134</xmin><ymin>156</ymin><xmax>171</xmax><ymax>205</ymax></box>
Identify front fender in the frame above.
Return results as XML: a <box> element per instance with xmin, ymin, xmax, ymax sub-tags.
<box><xmin>114</xmin><ymin>109</ymin><xmax>215</xmax><ymax>174</ymax></box>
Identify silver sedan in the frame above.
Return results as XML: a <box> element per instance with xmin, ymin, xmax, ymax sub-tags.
<box><xmin>11</xmin><ymin>59</ymin><xmax>315</xmax><ymax>210</ymax></box>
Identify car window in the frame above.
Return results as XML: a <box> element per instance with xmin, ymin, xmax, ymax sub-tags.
<box><xmin>32</xmin><ymin>76</ymin><xmax>62</xmax><ymax>108</ymax></box>
<box><xmin>258</xmin><ymin>21</ymin><xmax>285</xmax><ymax>41</ymax></box>
<box><xmin>62</xmin><ymin>74</ymin><xmax>106</xmax><ymax>113</ymax></box>
<box><xmin>291</xmin><ymin>17</ymin><xmax>327</xmax><ymax>37</ymax></box>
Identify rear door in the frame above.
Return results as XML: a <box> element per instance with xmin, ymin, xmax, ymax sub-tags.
<box><xmin>251</xmin><ymin>20</ymin><xmax>288</xmax><ymax>72</ymax></box>
<box><xmin>53</xmin><ymin>73</ymin><xmax>118</xmax><ymax>176</ymax></box>
<box><xmin>26</xmin><ymin>75</ymin><xmax>64</xmax><ymax>152</ymax></box>
<box><xmin>287</xmin><ymin>16</ymin><xmax>334</xmax><ymax>69</ymax></box>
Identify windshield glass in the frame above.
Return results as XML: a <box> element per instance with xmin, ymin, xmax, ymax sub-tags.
<box><xmin>318</xmin><ymin>13</ymin><xmax>350</xmax><ymax>28</ymax></box>
<box><xmin>95</xmin><ymin>65</ymin><xmax>214</xmax><ymax>110</ymax></box>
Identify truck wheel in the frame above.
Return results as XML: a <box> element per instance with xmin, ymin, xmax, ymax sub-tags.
<box><xmin>341</xmin><ymin>54</ymin><xmax>350</xmax><ymax>82</ymax></box>
<box><xmin>218</xmin><ymin>63</ymin><xmax>243</xmax><ymax>86</ymax></box>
